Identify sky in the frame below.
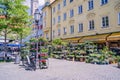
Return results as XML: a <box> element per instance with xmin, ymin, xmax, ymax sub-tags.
<box><xmin>23</xmin><ymin>0</ymin><xmax>45</xmax><ymax>15</ymax></box>
<box><xmin>24</xmin><ymin>0</ymin><xmax>45</xmax><ymax>7</ymax></box>
<box><xmin>39</xmin><ymin>0</ymin><xmax>45</xmax><ymax>6</ymax></box>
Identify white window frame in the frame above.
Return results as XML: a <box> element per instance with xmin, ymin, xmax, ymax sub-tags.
<box><xmin>101</xmin><ymin>0</ymin><xmax>108</xmax><ymax>5</ymax></box>
<box><xmin>88</xmin><ymin>0</ymin><xmax>94</xmax><ymax>10</ymax></box>
<box><xmin>53</xmin><ymin>7</ymin><xmax>55</xmax><ymax>13</ymax></box>
<box><xmin>101</xmin><ymin>16</ymin><xmax>109</xmax><ymax>28</ymax></box>
<box><xmin>70</xmin><ymin>25</ymin><xmax>74</xmax><ymax>34</ymax></box>
<box><xmin>53</xmin><ymin>18</ymin><xmax>55</xmax><ymax>25</ymax></box>
<box><xmin>46</xmin><ymin>33</ymin><xmax>48</xmax><ymax>39</ymax></box>
<box><xmin>70</xmin><ymin>0</ymin><xmax>73</xmax><ymax>3</ymax></box>
<box><xmin>118</xmin><ymin>12</ymin><xmax>120</xmax><ymax>25</ymax></box>
<box><xmin>89</xmin><ymin>20</ymin><xmax>94</xmax><ymax>30</ymax></box>
<box><xmin>58</xmin><ymin>16</ymin><xmax>61</xmax><ymax>23</ymax></box>
<box><xmin>78</xmin><ymin>23</ymin><xmax>83</xmax><ymax>32</ymax></box>
<box><xmin>78</xmin><ymin>5</ymin><xmax>83</xmax><ymax>14</ymax></box>
<box><xmin>63</xmin><ymin>13</ymin><xmax>67</xmax><ymax>20</ymax></box>
<box><xmin>63</xmin><ymin>0</ymin><xmax>66</xmax><ymax>7</ymax></box>
<box><xmin>53</xmin><ymin>30</ymin><xmax>55</xmax><ymax>38</ymax></box>
<box><xmin>58</xmin><ymin>28</ymin><xmax>61</xmax><ymax>36</ymax></box>
<box><xmin>63</xmin><ymin>27</ymin><xmax>67</xmax><ymax>35</ymax></box>
<box><xmin>43</xmin><ymin>21</ymin><xmax>46</xmax><ymax>27</ymax></box>
<box><xmin>58</xmin><ymin>4</ymin><xmax>60</xmax><ymax>11</ymax></box>
<box><xmin>70</xmin><ymin>9</ymin><xmax>74</xmax><ymax>18</ymax></box>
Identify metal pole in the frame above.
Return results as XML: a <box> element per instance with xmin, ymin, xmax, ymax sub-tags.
<box><xmin>36</xmin><ymin>21</ymin><xmax>39</xmax><ymax>69</ymax></box>
<box><xmin>34</xmin><ymin>9</ymin><xmax>41</xmax><ymax>69</ymax></box>
<box><xmin>4</xmin><ymin>28</ymin><xmax>7</xmax><ymax>61</ymax></box>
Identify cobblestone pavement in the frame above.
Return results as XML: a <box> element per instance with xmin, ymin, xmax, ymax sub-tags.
<box><xmin>0</xmin><ymin>58</ymin><xmax>120</xmax><ymax>80</ymax></box>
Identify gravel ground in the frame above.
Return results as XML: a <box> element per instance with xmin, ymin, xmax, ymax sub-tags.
<box><xmin>0</xmin><ymin>58</ymin><xmax>120</xmax><ymax>80</ymax></box>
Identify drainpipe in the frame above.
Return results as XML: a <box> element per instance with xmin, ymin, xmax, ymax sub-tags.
<box><xmin>50</xmin><ymin>5</ymin><xmax>52</xmax><ymax>42</ymax></box>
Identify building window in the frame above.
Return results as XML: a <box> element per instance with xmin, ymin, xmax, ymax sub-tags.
<box><xmin>53</xmin><ymin>30</ymin><xmax>55</xmax><ymax>38</ymax></box>
<box><xmin>45</xmin><ymin>12</ymin><xmax>46</xmax><ymax>16</ymax></box>
<box><xmin>53</xmin><ymin>17</ymin><xmax>55</xmax><ymax>25</ymax></box>
<box><xmin>118</xmin><ymin>12</ymin><xmax>120</xmax><ymax>25</ymax></box>
<box><xmin>101</xmin><ymin>0</ymin><xmax>108</xmax><ymax>5</ymax></box>
<box><xmin>43</xmin><ymin>11</ymin><xmax>46</xmax><ymax>17</ymax></box>
<box><xmin>102</xmin><ymin>16</ymin><xmax>109</xmax><ymax>28</ymax></box>
<box><xmin>78</xmin><ymin>23</ymin><xmax>83</xmax><ymax>32</ymax></box>
<box><xmin>53</xmin><ymin>7</ymin><xmax>55</xmax><ymax>13</ymax></box>
<box><xmin>70</xmin><ymin>25</ymin><xmax>74</xmax><ymax>34</ymax></box>
<box><xmin>63</xmin><ymin>0</ymin><xmax>66</xmax><ymax>6</ymax></box>
<box><xmin>58</xmin><ymin>28</ymin><xmax>61</xmax><ymax>36</ymax></box>
<box><xmin>70</xmin><ymin>9</ymin><xmax>74</xmax><ymax>18</ymax></box>
<box><xmin>89</xmin><ymin>20</ymin><xmax>94</xmax><ymax>30</ymax></box>
<box><xmin>78</xmin><ymin>5</ymin><xmax>83</xmax><ymax>14</ymax></box>
<box><xmin>63</xmin><ymin>13</ymin><xmax>67</xmax><ymax>21</ymax></box>
<box><xmin>46</xmin><ymin>33</ymin><xmax>49</xmax><ymax>40</ymax></box>
<box><xmin>63</xmin><ymin>27</ymin><xmax>67</xmax><ymax>35</ymax></box>
<box><xmin>58</xmin><ymin>4</ymin><xmax>60</xmax><ymax>10</ymax></box>
<box><xmin>58</xmin><ymin>16</ymin><xmax>61</xmax><ymax>23</ymax></box>
<box><xmin>43</xmin><ymin>21</ymin><xmax>46</xmax><ymax>27</ymax></box>
<box><xmin>88</xmin><ymin>0</ymin><xmax>94</xmax><ymax>10</ymax></box>
<box><xmin>70</xmin><ymin>0</ymin><xmax>73</xmax><ymax>3</ymax></box>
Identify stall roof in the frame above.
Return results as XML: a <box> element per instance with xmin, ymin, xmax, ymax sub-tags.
<box><xmin>7</xmin><ymin>44</ymin><xmax>25</xmax><ymax>47</ymax></box>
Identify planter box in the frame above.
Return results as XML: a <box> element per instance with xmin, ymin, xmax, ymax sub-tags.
<box><xmin>67</xmin><ymin>56</ymin><xmax>74</xmax><ymax>61</ymax></box>
<box><xmin>76</xmin><ymin>56</ymin><xmax>87</xmax><ymax>62</ymax></box>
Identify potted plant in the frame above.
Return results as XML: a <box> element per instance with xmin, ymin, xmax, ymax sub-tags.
<box><xmin>116</xmin><ymin>56</ymin><xmax>120</xmax><ymax>68</ymax></box>
<box><xmin>67</xmin><ymin>54</ymin><xmax>74</xmax><ymax>61</ymax></box>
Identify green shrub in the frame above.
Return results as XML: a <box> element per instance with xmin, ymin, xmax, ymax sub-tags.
<box><xmin>41</xmin><ymin>48</ymin><xmax>48</xmax><ymax>53</ymax></box>
<box><xmin>116</xmin><ymin>56</ymin><xmax>120</xmax><ymax>62</ymax></box>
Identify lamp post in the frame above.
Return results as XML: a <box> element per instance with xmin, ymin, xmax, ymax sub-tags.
<box><xmin>34</xmin><ymin>9</ymin><xmax>41</xmax><ymax>69</ymax></box>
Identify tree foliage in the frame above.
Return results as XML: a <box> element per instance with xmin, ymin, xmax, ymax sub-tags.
<box><xmin>0</xmin><ymin>0</ymin><xmax>31</xmax><ymax>41</ymax></box>
<box><xmin>0</xmin><ymin>0</ymin><xmax>30</xmax><ymax>27</ymax></box>
<box><xmin>8</xmin><ymin>27</ymin><xmax>32</xmax><ymax>40</ymax></box>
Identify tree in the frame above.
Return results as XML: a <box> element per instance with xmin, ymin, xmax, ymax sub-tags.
<box><xmin>11</xmin><ymin>27</ymin><xmax>32</xmax><ymax>40</ymax></box>
<box><xmin>0</xmin><ymin>0</ymin><xmax>31</xmax><ymax>44</ymax></box>
<box><xmin>0</xmin><ymin>0</ymin><xmax>31</xmax><ymax>60</ymax></box>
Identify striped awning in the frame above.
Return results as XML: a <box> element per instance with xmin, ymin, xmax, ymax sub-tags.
<box><xmin>107</xmin><ymin>32</ymin><xmax>120</xmax><ymax>41</ymax></box>
<box><xmin>62</xmin><ymin>37</ymin><xmax>81</xmax><ymax>43</ymax></box>
<box><xmin>79</xmin><ymin>34</ymin><xmax>110</xmax><ymax>43</ymax></box>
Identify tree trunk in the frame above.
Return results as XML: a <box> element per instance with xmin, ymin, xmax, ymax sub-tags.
<box><xmin>20</xmin><ymin>33</ymin><xmax>23</xmax><ymax>53</ymax></box>
<box><xmin>4</xmin><ymin>28</ymin><xmax>7</xmax><ymax>61</ymax></box>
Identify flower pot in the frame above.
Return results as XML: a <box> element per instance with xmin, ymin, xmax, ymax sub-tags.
<box><xmin>80</xmin><ymin>58</ymin><xmax>83</xmax><ymax>62</ymax></box>
<box><xmin>79</xmin><ymin>57</ymin><xmax>86</xmax><ymax>62</ymax></box>
<box><xmin>69</xmin><ymin>57</ymin><xmax>74</xmax><ymax>61</ymax></box>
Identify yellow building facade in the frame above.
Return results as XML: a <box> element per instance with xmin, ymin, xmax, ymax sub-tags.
<box><xmin>42</xmin><ymin>0</ymin><xmax>120</xmax><ymax>48</ymax></box>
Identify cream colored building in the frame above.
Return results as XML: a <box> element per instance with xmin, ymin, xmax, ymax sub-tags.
<box><xmin>42</xmin><ymin>0</ymin><xmax>120</xmax><ymax>48</ymax></box>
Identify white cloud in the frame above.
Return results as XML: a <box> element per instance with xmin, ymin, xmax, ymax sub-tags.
<box><xmin>24</xmin><ymin>0</ymin><xmax>30</xmax><ymax>7</ymax></box>
<box><xmin>39</xmin><ymin>0</ymin><xmax>45</xmax><ymax>5</ymax></box>
<box><xmin>24</xmin><ymin>0</ymin><xmax>45</xmax><ymax>7</ymax></box>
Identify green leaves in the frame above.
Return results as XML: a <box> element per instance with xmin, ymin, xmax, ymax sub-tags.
<box><xmin>52</xmin><ymin>39</ymin><xmax>63</xmax><ymax>45</ymax></box>
<box><xmin>0</xmin><ymin>0</ymin><xmax>31</xmax><ymax>40</ymax></box>
<box><xmin>0</xmin><ymin>0</ymin><xmax>31</xmax><ymax>27</ymax></box>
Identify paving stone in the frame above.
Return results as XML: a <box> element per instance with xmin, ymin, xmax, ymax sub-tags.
<box><xmin>0</xmin><ymin>59</ymin><xmax>120</xmax><ymax>80</ymax></box>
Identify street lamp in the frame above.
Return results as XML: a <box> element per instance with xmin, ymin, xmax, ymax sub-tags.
<box><xmin>34</xmin><ymin>9</ymin><xmax>41</xmax><ymax>69</ymax></box>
